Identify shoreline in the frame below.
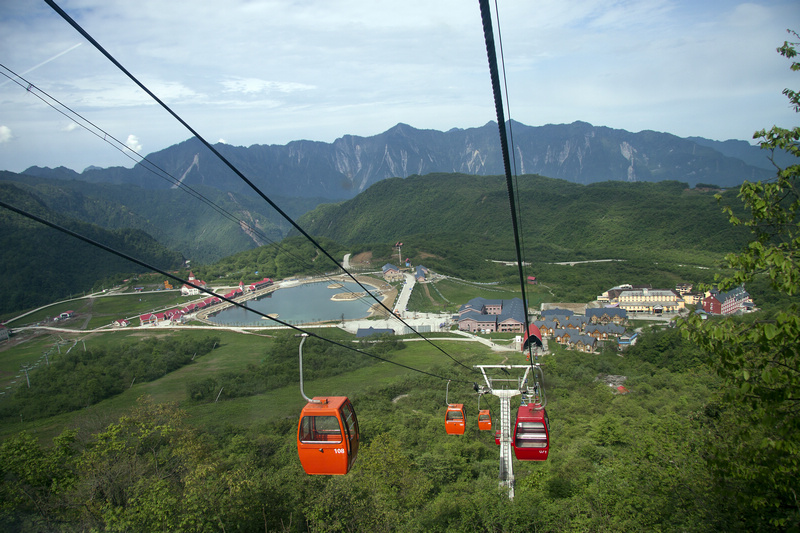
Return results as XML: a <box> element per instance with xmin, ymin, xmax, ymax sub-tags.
<box><xmin>198</xmin><ymin>274</ymin><xmax>396</xmax><ymax>325</ymax></box>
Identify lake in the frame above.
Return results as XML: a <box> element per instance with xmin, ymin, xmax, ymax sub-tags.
<box><xmin>206</xmin><ymin>281</ymin><xmax>380</xmax><ymax>326</ymax></box>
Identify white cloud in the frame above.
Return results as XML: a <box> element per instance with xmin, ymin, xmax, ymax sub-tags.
<box><xmin>221</xmin><ymin>78</ymin><xmax>315</xmax><ymax>95</ymax></box>
<box><xmin>1</xmin><ymin>0</ymin><xmax>798</xmax><ymax>172</ymax></box>
<box><xmin>218</xmin><ymin>138</ymin><xmax>227</xmax><ymax>144</ymax></box>
<box><xmin>0</xmin><ymin>125</ymin><xmax>11</xmax><ymax>143</ymax></box>
<box><xmin>125</xmin><ymin>134</ymin><xmax>142</xmax><ymax>153</ymax></box>
<box><xmin>63</xmin><ymin>122</ymin><xmax>80</xmax><ymax>132</ymax></box>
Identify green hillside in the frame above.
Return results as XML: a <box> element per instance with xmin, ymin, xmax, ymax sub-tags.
<box><xmin>0</xmin><ymin>183</ymin><xmax>184</xmax><ymax>315</ymax></box>
<box><xmin>296</xmin><ymin>174</ymin><xmax>747</xmax><ymax>265</ymax></box>
<box><xmin>0</xmin><ymin>326</ymin><xmax>787</xmax><ymax>531</ymax></box>
<box><xmin>0</xmin><ymin>171</ymin><xmax>325</xmax><ymax>264</ymax></box>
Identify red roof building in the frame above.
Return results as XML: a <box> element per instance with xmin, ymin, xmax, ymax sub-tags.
<box><xmin>181</xmin><ymin>272</ymin><xmax>208</xmax><ymax>296</ymax></box>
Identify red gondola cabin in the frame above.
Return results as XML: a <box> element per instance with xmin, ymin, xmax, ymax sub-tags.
<box><xmin>297</xmin><ymin>396</ymin><xmax>359</xmax><ymax>475</ymax></box>
<box><xmin>478</xmin><ymin>409</ymin><xmax>492</xmax><ymax>431</ymax></box>
<box><xmin>445</xmin><ymin>403</ymin><xmax>466</xmax><ymax>435</ymax></box>
<box><xmin>513</xmin><ymin>402</ymin><xmax>549</xmax><ymax>461</ymax></box>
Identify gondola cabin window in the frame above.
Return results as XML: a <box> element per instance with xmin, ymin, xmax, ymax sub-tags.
<box><xmin>299</xmin><ymin>415</ymin><xmax>342</xmax><ymax>443</ymax></box>
<box><xmin>515</xmin><ymin>421</ymin><xmax>547</xmax><ymax>447</ymax></box>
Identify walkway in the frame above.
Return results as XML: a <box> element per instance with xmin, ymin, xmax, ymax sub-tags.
<box><xmin>393</xmin><ymin>273</ymin><xmax>416</xmax><ymax>316</ymax></box>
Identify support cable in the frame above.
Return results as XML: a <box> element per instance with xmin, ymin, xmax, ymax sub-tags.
<box><xmin>1</xmin><ymin>65</ymin><xmax>383</xmax><ymax>309</ymax></box>
<box><xmin>478</xmin><ymin>0</ymin><xmax>533</xmax><ymax>367</ymax></box>
<box><xmin>44</xmin><ymin>0</ymin><xmax>475</xmax><ymax>373</ymax></box>
<box><xmin>0</xmin><ymin>198</ymin><xmax>474</xmax><ymax>385</ymax></box>
<box><xmin>491</xmin><ymin>0</ymin><xmax>531</xmax><ymax>309</ymax></box>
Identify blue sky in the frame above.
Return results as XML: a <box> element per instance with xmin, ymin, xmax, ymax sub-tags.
<box><xmin>1</xmin><ymin>0</ymin><xmax>798</xmax><ymax>173</ymax></box>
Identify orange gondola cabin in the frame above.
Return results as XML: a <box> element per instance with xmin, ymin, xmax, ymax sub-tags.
<box><xmin>513</xmin><ymin>402</ymin><xmax>550</xmax><ymax>461</ymax></box>
<box><xmin>478</xmin><ymin>409</ymin><xmax>492</xmax><ymax>431</ymax></box>
<box><xmin>445</xmin><ymin>403</ymin><xmax>466</xmax><ymax>435</ymax></box>
<box><xmin>297</xmin><ymin>396</ymin><xmax>359</xmax><ymax>475</ymax></box>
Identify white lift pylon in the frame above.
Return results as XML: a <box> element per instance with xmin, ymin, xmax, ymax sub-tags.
<box><xmin>474</xmin><ymin>364</ymin><xmax>539</xmax><ymax>500</ymax></box>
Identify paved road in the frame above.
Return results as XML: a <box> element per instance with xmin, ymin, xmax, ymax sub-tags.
<box><xmin>393</xmin><ymin>273</ymin><xmax>416</xmax><ymax>316</ymax></box>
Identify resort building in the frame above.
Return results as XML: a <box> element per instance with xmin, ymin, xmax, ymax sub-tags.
<box><xmin>457</xmin><ymin>297</ymin><xmax>526</xmax><ymax>333</ymax></box>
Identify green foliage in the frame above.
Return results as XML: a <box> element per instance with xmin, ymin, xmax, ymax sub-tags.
<box><xmin>0</xmin><ymin>332</ymin><xmax>769</xmax><ymax>532</ymax></box>
<box><xmin>0</xmin><ymin>335</ymin><xmax>219</xmax><ymax>422</ymax></box>
<box><xmin>200</xmin><ymin>235</ymin><xmax>347</xmax><ymax>281</ymax></box>
<box><xmin>297</xmin><ymin>173</ymin><xmax>748</xmax><ymax>266</ymax></box>
<box><xmin>626</xmin><ymin>326</ymin><xmax>706</xmax><ymax>372</ymax></box>
<box><xmin>0</xmin><ymin>182</ymin><xmax>184</xmax><ymax>315</ymax></box>
<box><xmin>680</xmin><ymin>31</ymin><xmax>800</xmax><ymax>530</ymax></box>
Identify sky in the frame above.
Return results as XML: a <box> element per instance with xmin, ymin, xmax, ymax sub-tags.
<box><xmin>0</xmin><ymin>0</ymin><xmax>798</xmax><ymax>173</ymax></box>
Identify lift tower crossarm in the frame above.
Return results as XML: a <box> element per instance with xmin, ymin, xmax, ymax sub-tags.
<box><xmin>475</xmin><ymin>364</ymin><xmax>532</xmax><ymax>392</ymax></box>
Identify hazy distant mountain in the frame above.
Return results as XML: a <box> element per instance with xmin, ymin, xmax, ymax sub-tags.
<box><xmin>23</xmin><ymin>121</ymin><xmax>777</xmax><ymax>202</ymax></box>
<box><xmin>0</xmin><ymin>171</ymin><xmax>322</xmax><ymax>264</ymax></box>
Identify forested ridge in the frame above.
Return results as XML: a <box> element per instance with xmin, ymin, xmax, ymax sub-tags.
<box><xmin>0</xmin><ymin>171</ymin><xmax>748</xmax><ymax>318</ymax></box>
<box><xmin>0</xmin><ymin>182</ymin><xmax>184</xmax><ymax>315</ymax></box>
<box><xmin>0</xmin><ymin>170</ymin><xmax>324</xmax><ymax>263</ymax></box>
<box><xmin>296</xmin><ymin>175</ymin><xmax>749</xmax><ymax>265</ymax></box>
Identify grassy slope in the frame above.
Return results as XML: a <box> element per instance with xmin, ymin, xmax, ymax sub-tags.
<box><xmin>0</xmin><ymin>329</ymin><xmax>502</xmax><ymax>441</ymax></box>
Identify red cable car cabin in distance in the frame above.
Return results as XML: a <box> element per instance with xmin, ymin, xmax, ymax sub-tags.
<box><xmin>445</xmin><ymin>403</ymin><xmax>466</xmax><ymax>435</ymax></box>
<box><xmin>478</xmin><ymin>409</ymin><xmax>492</xmax><ymax>431</ymax></box>
<box><xmin>297</xmin><ymin>396</ymin><xmax>359</xmax><ymax>475</ymax></box>
<box><xmin>513</xmin><ymin>402</ymin><xmax>550</xmax><ymax>461</ymax></box>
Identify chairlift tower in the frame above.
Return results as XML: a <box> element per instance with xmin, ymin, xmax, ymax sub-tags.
<box><xmin>474</xmin><ymin>364</ymin><xmax>537</xmax><ymax>500</ymax></box>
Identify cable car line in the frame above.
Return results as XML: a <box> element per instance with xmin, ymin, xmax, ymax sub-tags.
<box><xmin>0</xmin><ymin>64</ymin><xmax>385</xmax><ymax>310</ymax></box>
<box><xmin>479</xmin><ymin>1</ymin><xmax>550</xmax><ymax>498</ymax></box>
<box><xmin>492</xmin><ymin>0</ymin><xmax>533</xmax><ymax>338</ymax></box>
<box><xmin>478</xmin><ymin>0</ymin><xmax>531</xmax><ymax>337</ymax></box>
<box><xmin>45</xmin><ymin>0</ymin><xmax>477</xmax><ymax>375</ymax></box>
<box><xmin>0</xmin><ymin>199</ymin><xmax>475</xmax><ymax>385</ymax></box>
<box><xmin>479</xmin><ymin>0</ymin><xmax>542</xmax><ymax>378</ymax></box>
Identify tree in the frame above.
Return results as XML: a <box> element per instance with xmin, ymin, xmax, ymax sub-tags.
<box><xmin>681</xmin><ymin>30</ymin><xmax>800</xmax><ymax>530</ymax></box>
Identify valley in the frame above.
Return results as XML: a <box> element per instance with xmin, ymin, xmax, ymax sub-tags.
<box><xmin>0</xmin><ymin>121</ymin><xmax>796</xmax><ymax>531</ymax></box>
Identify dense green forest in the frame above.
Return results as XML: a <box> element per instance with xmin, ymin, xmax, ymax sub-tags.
<box><xmin>295</xmin><ymin>175</ymin><xmax>749</xmax><ymax>266</ymax></box>
<box><xmin>0</xmin><ymin>183</ymin><xmax>185</xmax><ymax>315</ymax></box>
<box><xmin>0</xmin><ymin>328</ymin><xmax>793</xmax><ymax>532</ymax></box>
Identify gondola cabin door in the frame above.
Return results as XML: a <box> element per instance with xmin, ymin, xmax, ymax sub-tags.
<box><xmin>297</xmin><ymin>396</ymin><xmax>359</xmax><ymax>475</ymax></box>
<box><xmin>478</xmin><ymin>409</ymin><xmax>492</xmax><ymax>431</ymax></box>
<box><xmin>445</xmin><ymin>403</ymin><xmax>466</xmax><ymax>435</ymax></box>
<box><xmin>512</xmin><ymin>403</ymin><xmax>549</xmax><ymax>461</ymax></box>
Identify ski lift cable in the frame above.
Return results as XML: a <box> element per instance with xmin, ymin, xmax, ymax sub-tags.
<box><xmin>0</xmin><ymin>64</ymin><xmax>393</xmax><ymax>312</ymax></box>
<box><xmin>45</xmin><ymin>0</ymin><xmax>476</xmax><ymax>374</ymax></box>
<box><xmin>0</xmin><ymin>199</ymin><xmax>475</xmax><ymax>385</ymax></box>
<box><xmin>479</xmin><ymin>0</ymin><xmax>540</xmax><ymax>377</ymax></box>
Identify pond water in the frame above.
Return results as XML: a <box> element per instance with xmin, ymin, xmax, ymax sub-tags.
<box><xmin>206</xmin><ymin>281</ymin><xmax>379</xmax><ymax>326</ymax></box>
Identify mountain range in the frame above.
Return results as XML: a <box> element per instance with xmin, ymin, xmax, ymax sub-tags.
<box><xmin>22</xmin><ymin>121</ymin><xmax>783</xmax><ymax>203</ymax></box>
<box><xmin>0</xmin><ymin>119</ymin><xmax>783</xmax><ymax>305</ymax></box>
